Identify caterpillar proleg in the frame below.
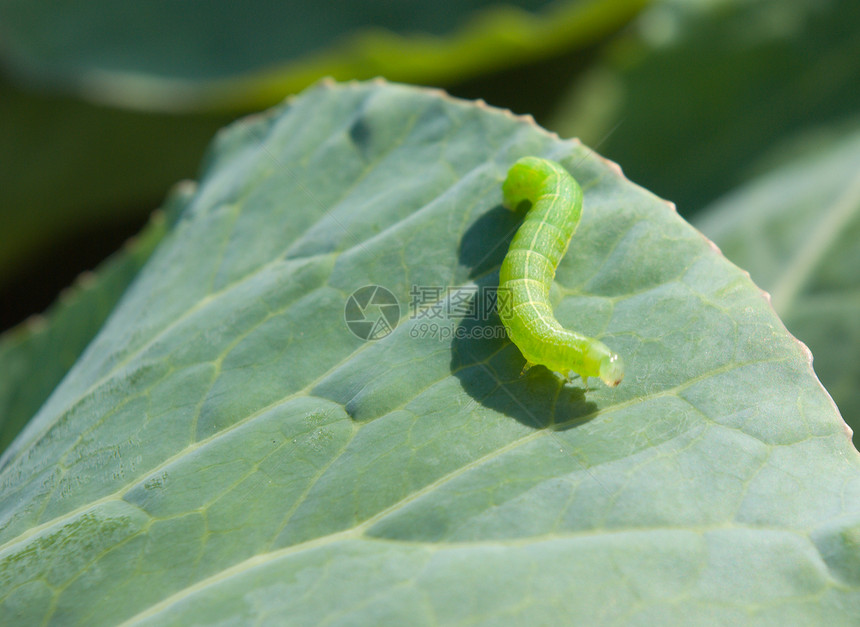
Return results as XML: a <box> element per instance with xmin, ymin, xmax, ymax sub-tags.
<box><xmin>499</xmin><ymin>156</ymin><xmax>624</xmax><ymax>388</ymax></box>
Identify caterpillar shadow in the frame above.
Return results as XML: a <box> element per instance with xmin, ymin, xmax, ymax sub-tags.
<box><xmin>450</xmin><ymin>314</ymin><xmax>597</xmax><ymax>431</ymax></box>
<box><xmin>454</xmin><ymin>203</ymin><xmax>598</xmax><ymax>429</ymax></box>
<box><xmin>459</xmin><ymin>204</ymin><xmax>522</xmax><ymax>279</ymax></box>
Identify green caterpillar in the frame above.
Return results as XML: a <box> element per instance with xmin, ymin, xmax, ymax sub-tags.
<box><xmin>499</xmin><ymin>156</ymin><xmax>624</xmax><ymax>388</ymax></box>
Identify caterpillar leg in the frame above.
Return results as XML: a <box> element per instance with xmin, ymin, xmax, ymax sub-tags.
<box><xmin>520</xmin><ymin>361</ymin><xmax>536</xmax><ymax>376</ymax></box>
<box><xmin>564</xmin><ymin>371</ymin><xmax>589</xmax><ymax>391</ymax></box>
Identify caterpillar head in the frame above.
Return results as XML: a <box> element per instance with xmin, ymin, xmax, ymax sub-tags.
<box><xmin>599</xmin><ymin>353</ymin><xmax>625</xmax><ymax>387</ymax></box>
<box><xmin>502</xmin><ymin>157</ymin><xmax>550</xmax><ymax>211</ymax></box>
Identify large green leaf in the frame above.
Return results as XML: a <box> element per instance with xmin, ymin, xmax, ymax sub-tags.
<box><xmin>695</xmin><ymin>123</ymin><xmax>860</xmax><ymax>435</ymax></box>
<box><xmin>549</xmin><ymin>0</ymin><xmax>860</xmax><ymax>214</ymax></box>
<box><xmin>1</xmin><ymin>80</ymin><xmax>858</xmax><ymax>625</ymax></box>
<box><xmin>0</xmin><ymin>0</ymin><xmax>647</xmax><ymax>111</ymax></box>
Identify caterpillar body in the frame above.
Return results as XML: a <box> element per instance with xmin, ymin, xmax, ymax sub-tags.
<box><xmin>499</xmin><ymin>156</ymin><xmax>624</xmax><ymax>388</ymax></box>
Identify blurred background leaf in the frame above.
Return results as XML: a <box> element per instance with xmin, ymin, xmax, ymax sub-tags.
<box><xmin>550</xmin><ymin>0</ymin><xmax>860</xmax><ymax>216</ymax></box>
<box><xmin>0</xmin><ymin>0</ymin><xmax>647</xmax><ymax>111</ymax></box>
